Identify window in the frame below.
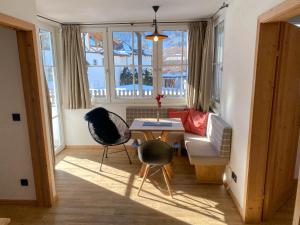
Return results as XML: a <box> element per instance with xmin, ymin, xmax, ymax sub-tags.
<box><xmin>112</xmin><ymin>31</ymin><xmax>153</xmax><ymax>99</ymax></box>
<box><xmin>161</xmin><ymin>30</ymin><xmax>188</xmax><ymax>97</ymax></box>
<box><xmin>81</xmin><ymin>26</ymin><xmax>188</xmax><ymax>102</ymax></box>
<box><xmin>212</xmin><ymin>20</ymin><xmax>225</xmax><ymax>103</ymax></box>
<box><xmin>39</xmin><ymin>29</ymin><xmax>64</xmax><ymax>151</ymax></box>
<box><xmin>82</xmin><ymin>32</ymin><xmax>108</xmax><ymax>100</ymax></box>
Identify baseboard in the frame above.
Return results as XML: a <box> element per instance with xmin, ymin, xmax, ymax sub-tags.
<box><xmin>0</xmin><ymin>199</ymin><xmax>37</xmax><ymax>205</ymax></box>
<box><xmin>225</xmin><ymin>183</ymin><xmax>245</xmax><ymax>222</ymax></box>
<box><xmin>65</xmin><ymin>145</ymin><xmax>136</xmax><ymax>150</ymax></box>
<box><xmin>65</xmin><ymin>145</ymin><xmax>102</xmax><ymax>149</ymax></box>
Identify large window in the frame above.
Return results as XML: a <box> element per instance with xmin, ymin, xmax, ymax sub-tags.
<box><xmin>161</xmin><ymin>30</ymin><xmax>188</xmax><ymax>97</ymax></box>
<box><xmin>212</xmin><ymin>20</ymin><xmax>225</xmax><ymax>104</ymax></box>
<box><xmin>81</xmin><ymin>26</ymin><xmax>188</xmax><ymax>102</ymax></box>
<box><xmin>39</xmin><ymin>28</ymin><xmax>64</xmax><ymax>152</ymax></box>
<box><xmin>112</xmin><ymin>31</ymin><xmax>153</xmax><ymax>99</ymax></box>
<box><xmin>82</xmin><ymin>31</ymin><xmax>108</xmax><ymax>100</ymax></box>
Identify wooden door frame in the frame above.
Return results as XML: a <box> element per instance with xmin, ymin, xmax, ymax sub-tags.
<box><xmin>0</xmin><ymin>13</ymin><xmax>55</xmax><ymax>207</ymax></box>
<box><xmin>245</xmin><ymin>0</ymin><xmax>300</xmax><ymax>223</ymax></box>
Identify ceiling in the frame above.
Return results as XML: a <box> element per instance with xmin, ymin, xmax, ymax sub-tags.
<box><xmin>35</xmin><ymin>0</ymin><xmax>222</xmax><ymax>24</ymax></box>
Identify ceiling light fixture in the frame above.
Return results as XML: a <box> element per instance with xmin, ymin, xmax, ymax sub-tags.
<box><xmin>146</xmin><ymin>6</ymin><xmax>168</xmax><ymax>42</ymax></box>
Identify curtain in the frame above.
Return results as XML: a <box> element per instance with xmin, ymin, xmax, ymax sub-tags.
<box><xmin>62</xmin><ymin>25</ymin><xmax>90</xmax><ymax>109</ymax></box>
<box><xmin>187</xmin><ymin>20</ymin><xmax>213</xmax><ymax>111</ymax></box>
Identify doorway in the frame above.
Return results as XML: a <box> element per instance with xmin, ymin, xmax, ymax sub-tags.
<box><xmin>245</xmin><ymin>1</ymin><xmax>300</xmax><ymax>223</ymax></box>
<box><xmin>0</xmin><ymin>12</ymin><xmax>55</xmax><ymax>206</ymax></box>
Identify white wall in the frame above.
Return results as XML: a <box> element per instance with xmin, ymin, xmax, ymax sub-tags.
<box><xmin>221</xmin><ymin>0</ymin><xmax>285</xmax><ymax>210</ymax></box>
<box><xmin>0</xmin><ymin>27</ymin><xmax>36</xmax><ymax>200</ymax></box>
<box><xmin>0</xmin><ymin>0</ymin><xmax>36</xmax><ymax>23</ymax></box>
<box><xmin>64</xmin><ymin>103</ymin><xmax>150</xmax><ymax>145</ymax></box>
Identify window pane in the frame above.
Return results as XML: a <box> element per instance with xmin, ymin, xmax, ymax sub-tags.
<box><xmin>142</xmin><ymin>67</ymin><xmax>153</xmax><ymax>97</ymax></box>
<box><xmin>162</xmin><ymin>30</ymin><xmax>183</xmax><ymax>65</ymax></box>
<box><xmin>161</xmin><ymin>30</ymin><xmax>188</xmax><ymax>98</ymax></box>
<box><xmin>161</xmin><ymin>65</ymin><xmax>184</xmax><ymax>97</ymax></box>
<box><xmin>40</xmin><ymin>30</ymin><xmax>54</xmax><ymax>66</ymax></box>
<box><xmin>52</xmin><ymin>116</ymin><xmax>61</xmax><ymax>149</ymax></box>
<box><xmin>183</xmin><ymin>31</ymin><xmax>188</xmax><ymax>64</ymax></box>
<box><xmin>133</xmin><ymin>32</ymin><xmax>153</xmax><ymax>66</ymax></box>
<box><xmin>82</xmin><ymin>32</ymin><xmax>107</xmax><ymax>98</ymax></box>
<box><xmin>212</xmin><ymin>20</ymin><xmax>224</xmax><ymax>103</ymax></box>
<box><xmin>82</xmin><ymin>32</ymin><xmax>105</xmax><ymax>66</ymax></box>
<box><xmin>87</xmin><ymin>67</ymin><xmax>106</xmax><ymax>98</ymax></box>
<box><xmin>113</xmin><ymin>32</ymin><xmax>133</xmax><ymax>66</ymax></box>
<box><xmin>113</xmin><ymin>31</ymin><xmax>153</xmax><ymax>98</ymax></box>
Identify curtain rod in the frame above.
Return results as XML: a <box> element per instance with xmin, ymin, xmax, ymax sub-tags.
<box><xmin>37</xmin><ymin>2</ymin><xmax>229</xmax><ymax>26</ymax></box>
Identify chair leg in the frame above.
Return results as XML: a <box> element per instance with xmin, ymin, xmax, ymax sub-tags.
<box><xmin>105</xmin><ymin>147</ymin><xmax>108</xmax><ymax>158</ymax></box>
<box><xmin>162</xmin><ymin>167</ymin><xmax>173</xmax><ymax>198</ymax></box>
<box><xmin>123</xmin><ymin>144</ymin><xmax>132</xmax><ymax>165</ymax></box>
<box><xmin>100</xmin><ymin>146</ymin><xmax>107</xmax><ymax>172</ymax></box>
<box><xmin>138</xmin><ymin>165</ymin><xmax>150</xmax><ymax>196</ymax></box>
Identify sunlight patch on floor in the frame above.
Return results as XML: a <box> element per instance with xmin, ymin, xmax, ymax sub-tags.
<box><xmin>55</xmin><ymin>153</ymin><xmax>230</xmax><ymax>225</ymax></box>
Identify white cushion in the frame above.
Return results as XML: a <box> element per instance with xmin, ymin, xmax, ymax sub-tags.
<box><xmin>184</xmin><ymin>132</ymin><xmax>229</xmax><ymax>165</ymax></box>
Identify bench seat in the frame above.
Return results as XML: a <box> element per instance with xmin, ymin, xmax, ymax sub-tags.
<box><xmin>184</xmin><ymin>114</ymin><xmax>232</xmax><ymax>184</ymax></box>
<box><xmin>184</xmin><ymin>133</ymin><xmax>229</xmax><ymax>166</ymax></box>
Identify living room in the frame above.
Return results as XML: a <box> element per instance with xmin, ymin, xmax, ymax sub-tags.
<box><xmin>1</xmin><ymin>0</ymin><xmax>300</xmax><ymax>225</ymax></box>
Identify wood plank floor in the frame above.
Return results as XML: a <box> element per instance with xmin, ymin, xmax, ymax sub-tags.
<box><xmin>0</xmin><ymin>147</ymin><xmax>295</xmax><ymax>225</ymax></box>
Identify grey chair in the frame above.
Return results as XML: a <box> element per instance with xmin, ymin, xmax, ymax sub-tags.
<box><xmin>137</xmin><ymin>140</ymin><xmax>173</xmax><ymax>197</ymax></box>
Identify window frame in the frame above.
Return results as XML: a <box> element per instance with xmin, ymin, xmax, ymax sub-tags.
<box><xmin>212</xmin><ymin>15</ymin><xmax>225</xmax><ymax>110</ymax></box>
<box><xmin>108</xmin><ymin>26</ymin><xmax>159</xmax><ymax>104</ymax></box>
<box><xmin>81</xmin><ymin>27</ymin><xmax>111</xmax><ymax>103</ymax></box>
<box><xmin>38</xmin><ymin>22</ymin><xmax>65</xmax><ymax>154</ymax></box>
<box><xmin>81</xmin><ymin>24</ymin><xmax>189</xmax><ymax>105</ymax></box>
<box><xmin>158</xmin><ymin>25</ymin><xmax>188</xmax><ymax>104</ymax></box>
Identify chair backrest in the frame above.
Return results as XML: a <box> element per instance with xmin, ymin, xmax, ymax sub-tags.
<box><xmin>207</xmin><ymin>113</ymin><xmax>232</xmax><ymax>158</ymax></box>
<box><xmin>88</xmin><ymin>111</ymin><xmax>131</xmax><ymax>145</ymax></box>
<box><xmin>138</xmin><ymin>140</ymin><xmax>173</xmax><ymax>166</ymax></box>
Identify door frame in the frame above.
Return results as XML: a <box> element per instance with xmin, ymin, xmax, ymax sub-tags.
<box><xmin>245</xmin><ymin>0</ymin><xmax>300</xmax><ymax>223</ymax></box>
<box><xmin>0</xmin><ymin>13</ymin><xmax>55</xmax><ymax>207</ymax></box>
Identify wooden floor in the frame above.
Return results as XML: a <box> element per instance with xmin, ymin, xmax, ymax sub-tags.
<box><xmin>0</xmin><ymin>147</ymin><xmax>295</xmax><ymax>225</ymax></box>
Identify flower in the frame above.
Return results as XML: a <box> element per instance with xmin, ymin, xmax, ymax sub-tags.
<box><xmin>155</xmin><ymin>94</ymin><xmax>164</xmax><ymax>108</ymax></box>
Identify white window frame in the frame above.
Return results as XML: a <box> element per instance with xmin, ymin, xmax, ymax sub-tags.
<box><xmin>80</xmin><ymin>24</ymin><xmax>189</xmax><ymax>106</ymax></box>
<box><xmin>81</xmin><ymin>27</ymin><xmax>111</xmax><ymax>104</ymax></box>
<box><xmin>158</xmin><ymin>25</ymin><xmax>188</xmax><ymax>105</ymax></box>
<box><xmin>38</xmin><ymin>22</ymin><xmax>65</xmax><ymax>154</ymax></box>
<box><xmin>108</xmin><ymin>26</ymin><xmax>158</xmax><ymax>104</ymax></box>
<box><xmin>212</xmin><ymin>15</ymin><xmax>225</xmax><ymax>111</ymax></box>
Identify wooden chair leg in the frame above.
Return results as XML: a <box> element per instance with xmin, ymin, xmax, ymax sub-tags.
<box><xmin>162</xmin><ymin>167</ymin><xmax>173</xmax><ymax>198</ymax></box>
<box><xmin>138</xmin><ymin>165</ymin><xmax>150</xmax><ymax>196</ymax></box>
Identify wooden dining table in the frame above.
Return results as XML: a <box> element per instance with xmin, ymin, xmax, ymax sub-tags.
<box><xmin>129</xmin><ymin>118</ymin><xmax>185</xmax><ymax>179</ymax></box>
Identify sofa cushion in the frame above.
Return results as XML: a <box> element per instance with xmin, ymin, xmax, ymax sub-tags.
<box><xmin>167</xmin><ymin>109</ymin><xmax>190</xmax><ymax>131</ymax></box>
<box><xmin>186</xmin><ymin>109</ymin><xmax>209</xmax><ymax>136</ymax></box>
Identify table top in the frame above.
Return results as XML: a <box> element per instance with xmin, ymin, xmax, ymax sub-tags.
<box><xmin>129</xmin><ymin>118</ymin><xmax>185</xmax><ymax>132</ymax></box>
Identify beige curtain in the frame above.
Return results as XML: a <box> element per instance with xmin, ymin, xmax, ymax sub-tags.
<box><xmin>187</xmin><ymin>20</ymin><xmax>214</xmax><ymax>111</ymax></box>
<box><xmin>62</xmin><ymin>25</ymin><xmax>90</xmax><ymax>109</ymax></box>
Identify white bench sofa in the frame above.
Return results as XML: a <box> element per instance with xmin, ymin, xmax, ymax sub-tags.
<box><xmin>126</xmin><ymin>107</ymin><xmax>232</xmax><ymax>184</ymax></box>
<box><xmin>184</xmin><ymin>113</ymin><xmax>232</xmax><ymax>184</ymax></box>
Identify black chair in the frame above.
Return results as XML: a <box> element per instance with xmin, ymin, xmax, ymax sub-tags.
<box><xmin>137</xmin><ymin>140</ymin><xmax>173</xmax><ymax>197</ymax></box>
<box><xmin>88</xmin><ymin>111</ymin><xmax>132</xmax><ymax>171</ymax></box>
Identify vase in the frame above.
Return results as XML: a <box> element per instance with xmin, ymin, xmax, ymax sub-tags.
<box><xmin>156</xmin><ymin>108</ymin><xmax>160</xmax><ymax>122</ymax></box>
